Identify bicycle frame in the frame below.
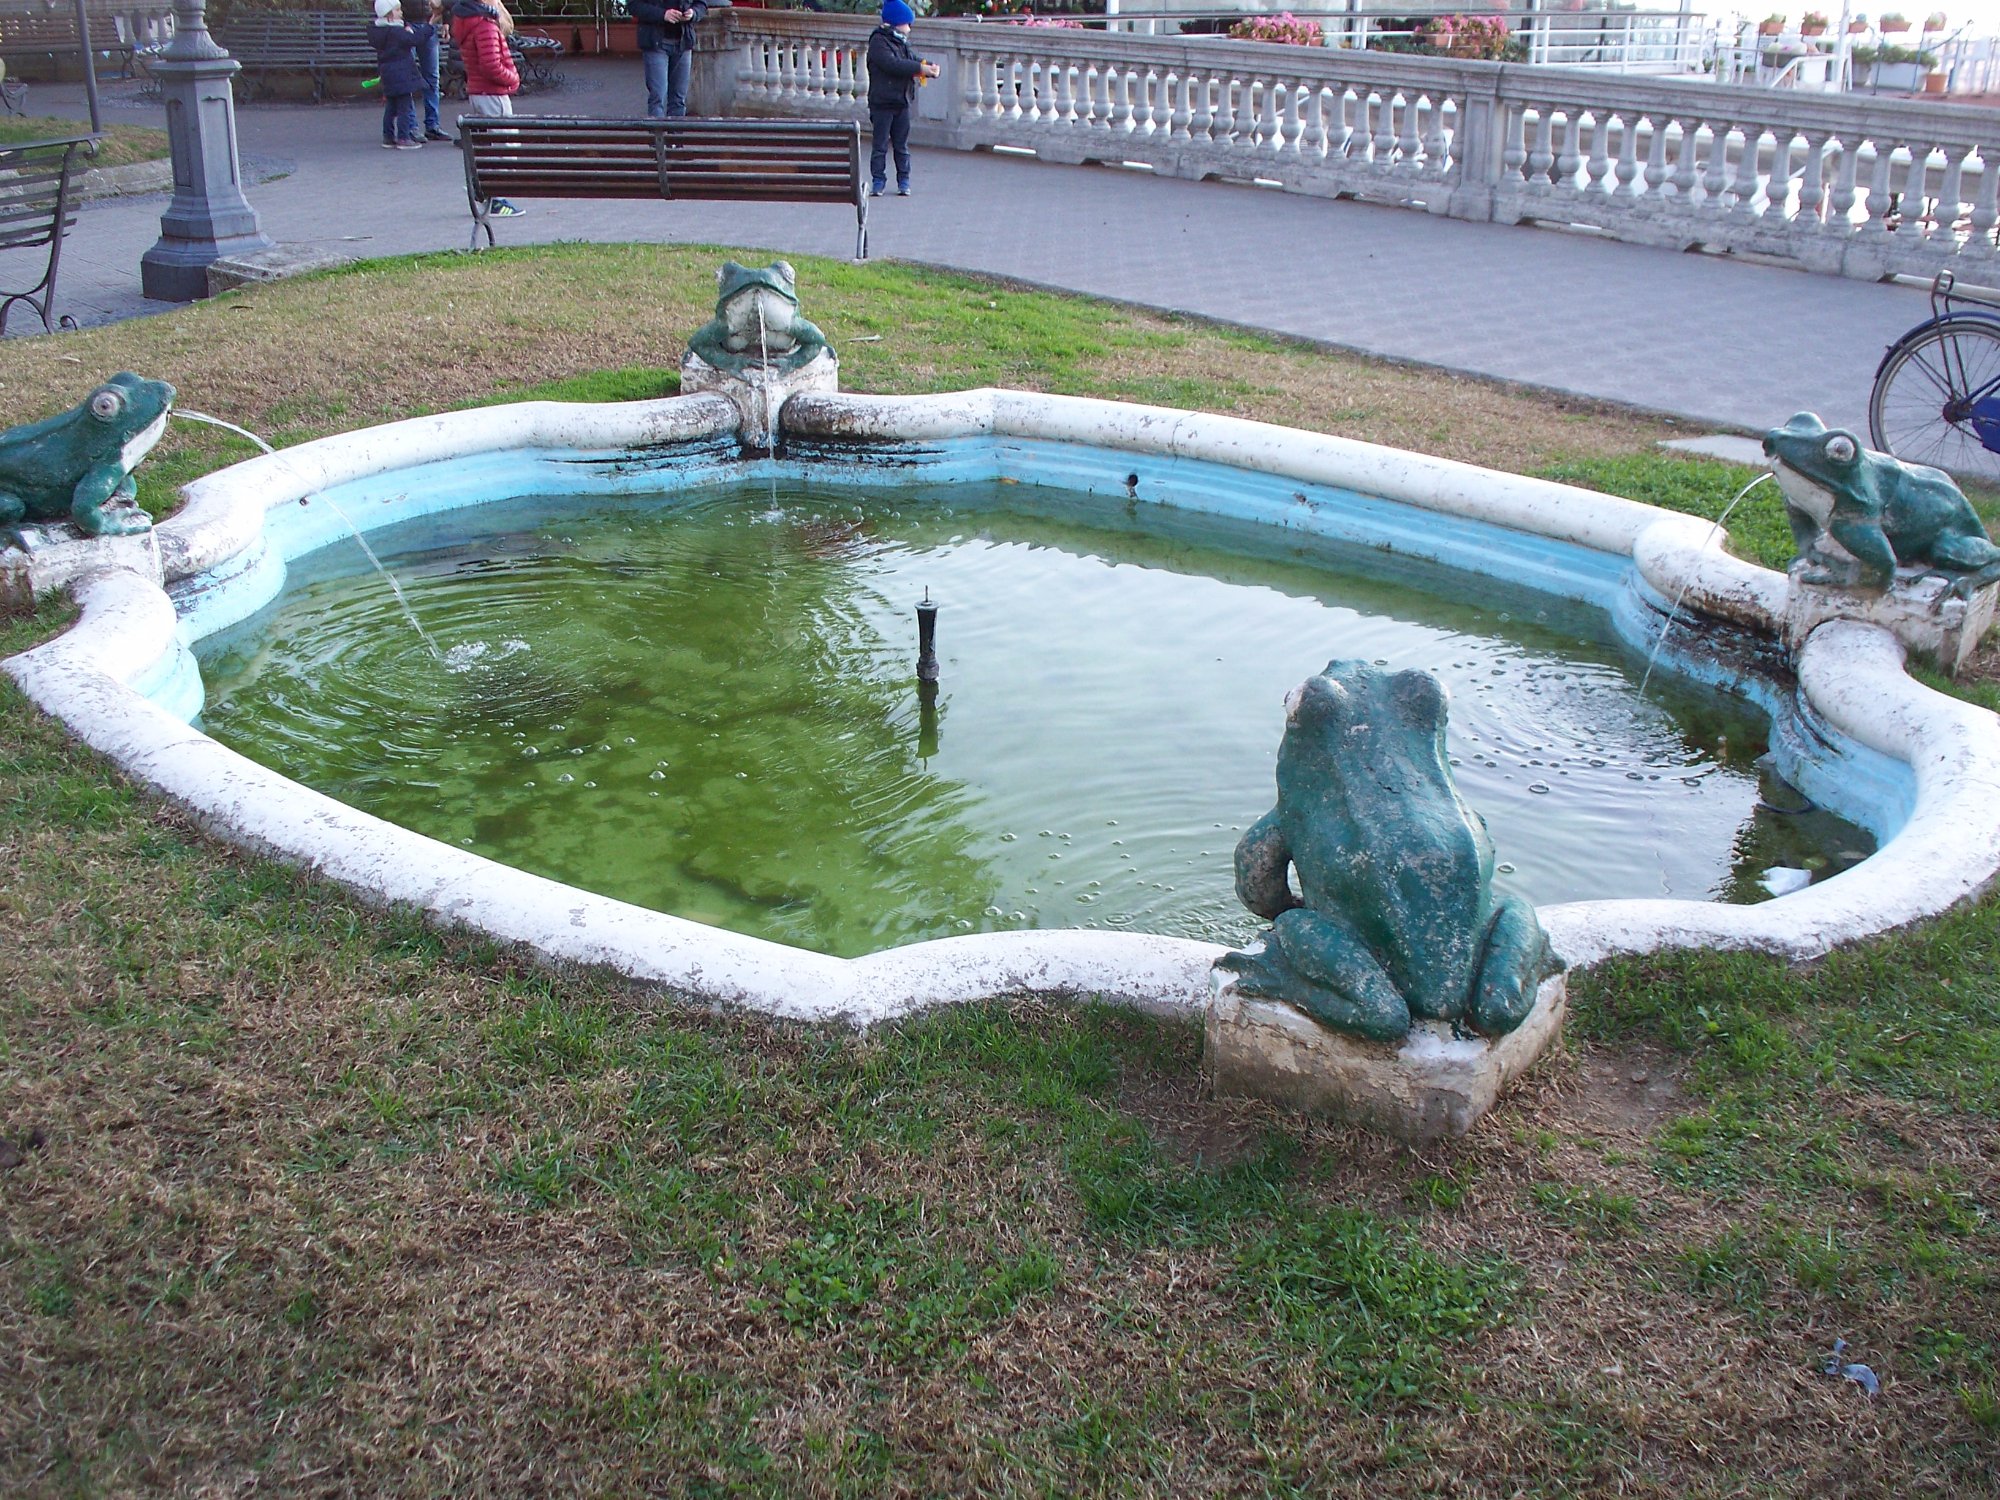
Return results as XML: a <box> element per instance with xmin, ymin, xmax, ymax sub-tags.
<box><xmin>1876</xmin><ymin>271</ymin><xmax>2000</xmax><ymax>458</ymax></box>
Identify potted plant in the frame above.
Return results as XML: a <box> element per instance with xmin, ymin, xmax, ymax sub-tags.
<box><xmin>1801</xmin><ymin>10</ymin><xmax>1827</xmax><ymax>34</ymax></box>
<box><xmin>1922</xmin><ymin>10</ymin><xmax>1946</xmax><ymax>29</ymax></box>
<box><xmin>1758</xmin><ymin>12</ymin><xmax>1786</xmax><ymax>35</ymax></box>
<box><xmin>1923</xmin><ymin>67</ymin><xmax>1948</xmax><ymax>91</ymax></box>
<box><xmin>1848</xmin><ymin>14</ymin><xmax>1869</xmax><ymax>32</ymax></box>
<box><xmin>1879</xmin><ymin>10</ymin><xmax>1909</xmax><ymax>30</ymax></box>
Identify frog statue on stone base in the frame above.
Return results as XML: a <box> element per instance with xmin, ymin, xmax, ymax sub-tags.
<box><xmin>1764</xmin><ymin>412</ymin><xmax>2000</xmax><ymax>601</ymax></box>
<box><xmin>0</xmin><ymin>373</ymin><xmax>176</xmax><ymax>542</ymax></box>
<box><xmin>1216</xmin><ymin>661</ymin><xmax>1560</xmax><ymax>1045</ymax></box>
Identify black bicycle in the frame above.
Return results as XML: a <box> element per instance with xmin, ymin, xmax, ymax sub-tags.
<box><xmin>1869</xmin><ymin>269</ymin><xmax>2000</xmax><ymax>489</ymax></box>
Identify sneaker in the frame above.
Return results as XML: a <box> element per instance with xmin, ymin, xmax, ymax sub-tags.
<box><xmin>395</xmin><ymin>139</ymin><xmax>423</xmax><ymax>151</ymax></box>
<box><xmin>381</xmin><ymin>139</ymin><xmax>398</xmax><ymax>149</ymax></box>
<box><xmin>869</xmin><ymin>183</ymin><xmax>886</xmax><ymax>197</ymax></box>
<box><xmin>897</xmin><ymin>185</ymin><xmax>911</xmax><ymax>196</ymax></box>
<box><xmin>425</xmin><ymin>129</ymin><xmax>452</xmax><ymax>142</ymax></box>
<box><xmin>487</xmin><ymin>200</ymin><xmax>526</xmax><ymax>217</ymax></box>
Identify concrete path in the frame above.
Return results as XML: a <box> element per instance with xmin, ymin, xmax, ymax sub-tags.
<box><xmin>2</xmin><ymin>60</ymin><xmax>1947</xmax><ymax>435</ymax></box>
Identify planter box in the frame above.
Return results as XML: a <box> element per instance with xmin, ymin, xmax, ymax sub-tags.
<box><xmin>1872</xmin><ymin>60</ymin><xmax>1925</xmax><ymax>87</ymax></box>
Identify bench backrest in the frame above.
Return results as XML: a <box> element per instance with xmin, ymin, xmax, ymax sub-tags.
<box><xmin>461</xmin><ymin>118</ymin><xmax>863</xmax><ymax>208</ymax></box>
<box><xmin>215</xmin><ymin>13</ymin><xmax>388</xmax><ymax>65</ymax></box>
<box><xmin>0</xmin><ymin>137</ymin><xmax>83</xmax><ymax>252</ymax></box>
<box><xmin>0</xmin><ymin>13</ymin><xmax>131</xmax><ymax>51</ymax></box>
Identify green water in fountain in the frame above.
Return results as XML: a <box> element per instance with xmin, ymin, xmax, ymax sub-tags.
<box><xmin>192</xmin><ymin>479</ymin><xmax>1873</xmax><ymax>958</ymax></box>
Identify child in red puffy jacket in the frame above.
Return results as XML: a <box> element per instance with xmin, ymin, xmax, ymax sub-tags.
<box><xmin>450</xmin><ymin>0</ymin><xmax>524</xmax><ymax>215</ymax></box>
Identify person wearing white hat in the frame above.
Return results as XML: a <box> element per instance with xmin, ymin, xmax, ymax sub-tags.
<box><xmin>368</xmin><ymin>0</ymin><xmax>426</xmax><ymax>150</ymax></box>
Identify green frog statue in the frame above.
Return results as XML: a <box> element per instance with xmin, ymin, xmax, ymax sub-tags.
<box><xmin>1216</xmin><ymin>661</ymin><xmax>1560</xmax><ymax>1045</ymax></box>
<box><xmin>1764</xmin><ymin>412</ymin><xmax>2000</xmax><ymax>601</ymax></box>
<box><xmin>0</xmin><ymin>373</ymin><xmax>176</xmax><ymax>542</ymax></box>
<box><xmin>685</xmin><ymin>260</ymin><xmax>833</xmax><ymax>376</ymax></box>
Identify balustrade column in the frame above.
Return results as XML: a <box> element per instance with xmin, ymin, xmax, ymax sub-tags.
<box><xmin>1527</xmin><ymin>107</ymin><xmax>1555</xmax><ymax>189</ymax></box>
<box><xmin>1370</xmin><ymin>90</ymin><xmax>1396</xmax><ymax>172</ymax></box>
<box><xmin>1189</xmin><ymin>71</ymin><xmax>1213</xmax><ymax>143</ymax></box>
<box><xmin>1555</xmin><ymin>112</ymin><xmax>1582</xmax><ymax>192</ymax></box>
<box><xmin>1828</xmin><ymin>136</ymin><xmax>1860</xmax><ymax>232</ymax></box>
<box><xmin>1395</xmin><ymin>90</ymin><xmax>1422</xmax><ymax>175</ymax></box>
<box><xmin>1421</xmin><ymin>92</ymin><xmax>1449</xmax><ymax>179</ymax></box>
<box><xmin>1797</xmin><ymin>132</ymin><xmax>1828</xmax><ymax>227</ymax></box>
<box><xmin>1863</xmin><ymin>140</ymin><xmax>1897</xmax><ymax>237</ymax></box>
<box><xmin>1967</xmin><ymin>148</ymin><xmax>1999</xmax><ymax>263</ymax></box>
<box><xmin>1501</xmin><ymin>104</ymin><xmax>1527</xmax><ymax>184</ymax></box>
<box><xmin>1931</xmin><ymin>145</ymin><xmax>1968</xmax><ymax>255</ymax></box>
<box><xmin>1583</xmin><ymin>112</ymin><xmax>1610</xmax><ymax>195</ymax></box>
<box><xmin>1701</xmin><ymin>120</ymin><xmax>1732</xmax><ymax>213</ymax></box>
<box><xmin>1612</xmin><ymin>112</ymin><xmax>1641</xmax><ymax>199</ymax></box>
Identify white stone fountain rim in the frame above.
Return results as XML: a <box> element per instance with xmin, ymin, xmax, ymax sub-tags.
<box><xmin>9</xmin><ymin>387</ymin><xmax>2000</xmax><ymax>1029</ymax></box>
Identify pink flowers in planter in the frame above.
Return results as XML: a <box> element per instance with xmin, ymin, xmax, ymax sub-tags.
<box><xmin>1418</xmin><ymin>13</ymin><xmax>1514</xmax><ymax>59</ymax></box>
<box><xmin>1226</xmin><ymin>13</ymin><xmax>1326</xmax><ymax>47</ymax></box>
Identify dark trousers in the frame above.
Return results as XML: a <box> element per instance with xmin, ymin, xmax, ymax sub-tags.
<box><xmin>382</xmin><ymin>92</ymin><xmax>418</xmax><ymax>143</ymax></box>
<box><xmin>869</xmin><ymin>103</ymin><xmax>911</xmax><ymax>190</ymax></box>
<box><xmin>645</xmin><ymin>43</ymin><xmax>693</xmax><ymax>118</ymax></box>
<box><xmin>416</xmin><ymin>30</ymin><xmax>441</xmax><ymax>133</ymax></box>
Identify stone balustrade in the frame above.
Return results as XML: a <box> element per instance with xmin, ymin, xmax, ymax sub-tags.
<box><xmin>693</xmin><ymin>12</ymin><xmax>1998</xmax><ymax>283</ymax></box>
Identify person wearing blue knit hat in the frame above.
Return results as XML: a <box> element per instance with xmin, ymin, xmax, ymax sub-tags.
<box><xmin>866</xmin><ymin>0</ymin><xmax>938</xmax><ymax>196</ymax></box>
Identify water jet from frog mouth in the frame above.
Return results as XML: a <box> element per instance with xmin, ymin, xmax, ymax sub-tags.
<box><xmin>1637</xmin><ymin>470</ymin><xmax>1773</xmax><ymax>701</ymax></box>
<box><xmin>173</xmin><ymin>409</ymin><xmax>442</xmax><ymax>662</ymax></box>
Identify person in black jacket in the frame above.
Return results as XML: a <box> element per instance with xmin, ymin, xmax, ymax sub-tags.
<box><xmin>629</xmin><ymin>0</ymin><xmax>707</xmax><ymax>118</ymax></box>
<box><xmin>369</xmin><ymin>0</ymin><xmax>427</xmax><ymax>149</ymax></box>
<box><xmin>866</xmin><ymin>0</ymin><xmax>937</xmax><ymax>196</ymax></box>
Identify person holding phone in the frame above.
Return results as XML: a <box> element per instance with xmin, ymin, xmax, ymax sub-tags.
<box><xmin>630</xmin><ymin>0</ymin><xmax>707</xmax><ymax>119</ymax></box>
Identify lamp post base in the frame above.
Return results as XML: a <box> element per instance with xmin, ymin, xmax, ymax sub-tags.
<box><xmin>138</xmin><ymin>27</ymin><xmax>272</xmax><ymax>303</ymax></box>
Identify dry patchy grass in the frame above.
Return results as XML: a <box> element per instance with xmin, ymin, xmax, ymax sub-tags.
<box><xmin>2</xmin><ymin>250</ymin><xmax>1996</xmax><ymax>1496</ymax></box>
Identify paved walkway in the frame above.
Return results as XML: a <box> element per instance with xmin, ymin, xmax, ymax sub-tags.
<box><xmin>4</xmin><ymin>61</ymin><xmax>1948</xmax><ymax>435</ymax></box>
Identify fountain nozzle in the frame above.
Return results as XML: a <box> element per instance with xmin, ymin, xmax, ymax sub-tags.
<box><xmin>916</xmin><ymin>587</ymin><xmax>940</xmax><ymax>684</ymax></box>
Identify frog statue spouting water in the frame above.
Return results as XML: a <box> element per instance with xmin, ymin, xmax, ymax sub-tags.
<box><xmin>685</xmin><ymin>261</ymin><xmax>833</xmax><ymax>376</ymax></box>
<box><xmin>1216</xmin><ymin>661</ymin><xmax>1560</xmax><ymax>1045</ymax></box>
<box><xmin>0</xmin><ymin>373</ymin><xmax>176</xmax><ymax>542</ymax></box>
<box><xmin>1764</xmin><ymin>412</ymin><xmax>2000</xmax><ymax>601</ymax></box>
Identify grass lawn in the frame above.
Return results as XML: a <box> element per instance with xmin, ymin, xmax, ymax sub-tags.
<box><xmin>0</xmin><ymin>116</ymin><xmax>170</xmax><ymax>171</ymax></box>
<box><xmin>2</xmin><ymin>246</ymin><xmax>1996</xmax><ymax>1496</ymax></box>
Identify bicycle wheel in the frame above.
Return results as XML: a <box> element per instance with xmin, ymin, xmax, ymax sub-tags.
<box><xmin>1869</xmin><ymin>315</ymin><xmax>2000</xmax><ymax>489</ymax></box>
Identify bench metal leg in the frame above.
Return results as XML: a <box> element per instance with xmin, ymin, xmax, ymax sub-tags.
<box><xmin>856</xmin><ymin>204</ymin><xmax>868</xmax><ymax>262</ymax></box>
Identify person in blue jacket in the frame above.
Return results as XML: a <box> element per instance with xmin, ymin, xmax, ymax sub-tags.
<box><xmin>628</xmin><ymin>0</ymin><xmax>707</xmax><ymax>118</ymax></box>
<box><xmin>866</xmin><ymin>0</ymin><xmax>938</xmax><ymax>196</ymax></box>
<box><xmin>369</xmin><ymin>0</ymin><xmax>427</xmax><ymax>149</ymax></box>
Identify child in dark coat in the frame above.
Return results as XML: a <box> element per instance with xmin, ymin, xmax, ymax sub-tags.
<box><xmin>370</xmin><ymin>0</ymin><xmax>427</xmax><ymax>149</ymax></box>
<box><xmin>865</xmin><ymin>0</ymin><xmax>938</xmax><ymax>196</ymax></box>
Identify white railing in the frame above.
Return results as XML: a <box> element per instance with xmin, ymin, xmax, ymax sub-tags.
<box><xmin>699</xmin><ymin>13</ymin><xmax>1999</xmax><ymax>282</ymax></box>
<box><xmin>1092</xmin><ymin>9</ymin><xmax>1715</xmax><ymax>75</ymax></box>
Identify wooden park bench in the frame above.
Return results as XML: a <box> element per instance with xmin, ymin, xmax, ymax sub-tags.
<box><xmin>0</xmin><ymin>9</ymin><xmax>137</xmax><ymax>81</ymax></box>
<box><xmin>212</xmin><ymin>13</ymin><xmax>377</xmax><ymax>102</ymax></box>
<box><xmin>192</xmin><ymin>12</ymin><xmax>563</xmax><ymax>104</ymax></box>
<box><xmin>0</xmin><ymin>134</ymin><xmax>86</xmax><ymax>336</ymax></box>
<box><xmin>459</xmin><ymin>116</ymin><xmax>869</xmax><ymax>260</ymax></box>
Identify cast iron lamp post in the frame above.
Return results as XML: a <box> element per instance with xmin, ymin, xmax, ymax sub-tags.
<box><xmin>139</xmin><ymin>0</ymin><xmax>272</xmax><ymax>301</ymax></box>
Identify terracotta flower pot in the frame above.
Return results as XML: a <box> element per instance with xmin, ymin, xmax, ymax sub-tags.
<box><xmin>1759</xmin><ymin>20</ymin><xmax>1784</xmax><ymax>34</ymax></box>
<box><xmin>1923</xmin><ymin>70</ymin><xmax>1948</xmax><ymax>91</ymax></box>
<box><xmin>1802</xmin><ymin>21</ymin><xmax>1827</xmax><ymax>34</ymax></box>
